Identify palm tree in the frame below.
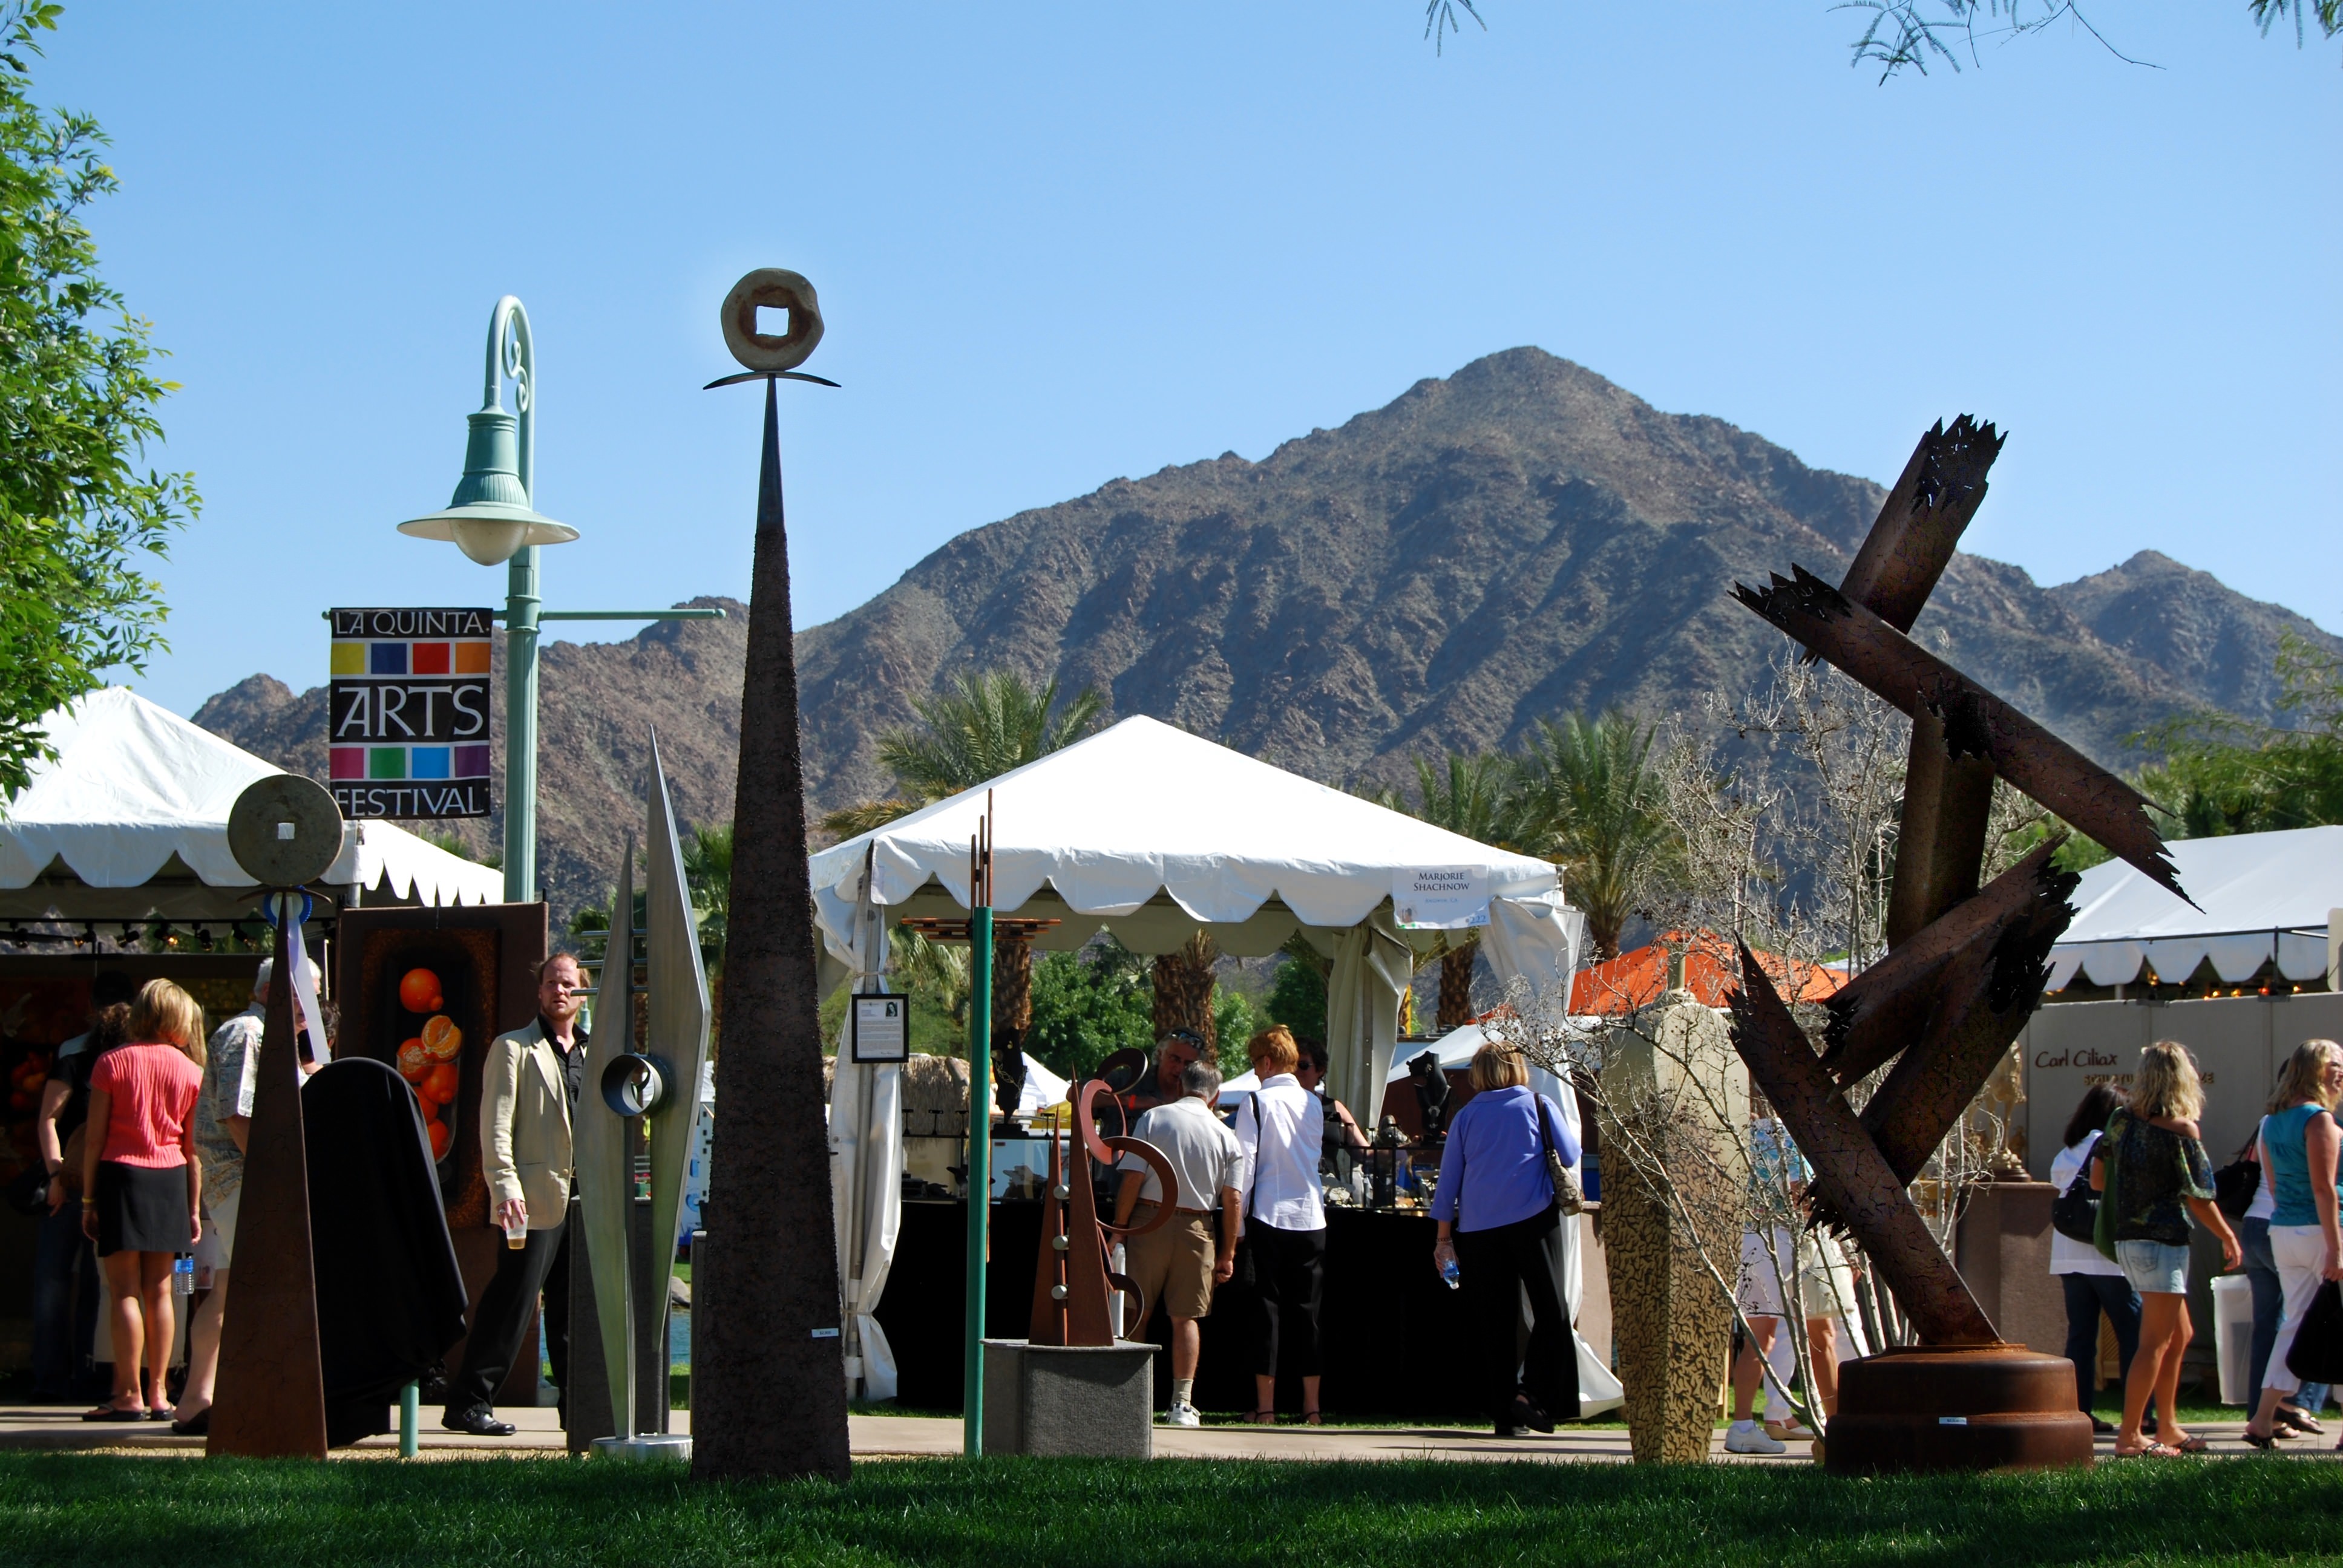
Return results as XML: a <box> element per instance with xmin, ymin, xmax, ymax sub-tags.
<box><xmin>680</xmin><ymin>823</ymin><xmax>733</xmax><ymax>977</ymax></box>
<box><xmin>818</xmin><ymin>669</ymin><xmax>1104</xmax><ymax>839</ymax></box>
<box><xmin>1516</xmin><ymin>709</ymin><xmax>1676</xmax><ymax>960</ymax></box>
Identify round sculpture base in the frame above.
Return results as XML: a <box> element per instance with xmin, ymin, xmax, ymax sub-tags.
<box><xmin>1823</xmin><ymin>1344</ymin><xmax>2092</xmax><ymax>1475</ymax></box>
<box><xmin>591</xmin><ymin>1434</ymin><xmax>694</xmax><ymax>1463</ymax></box>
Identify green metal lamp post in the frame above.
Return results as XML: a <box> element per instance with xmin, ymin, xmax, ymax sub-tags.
<box><xmin>396</xmin><ymin>295</ymin><xmax>723</xmax><ymax>903</ymax></box>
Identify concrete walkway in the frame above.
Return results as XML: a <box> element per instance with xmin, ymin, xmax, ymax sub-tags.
<box><xmin>0</xmin><ymin>1403</ymin><xmax>2327</xmax><ymax>1463</ymax></box>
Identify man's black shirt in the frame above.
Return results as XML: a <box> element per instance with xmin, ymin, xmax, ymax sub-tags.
<box><xmin>541</xmin><ymin>1014</ymin><xmax>589</xmax><ymax>1107</ymax></box>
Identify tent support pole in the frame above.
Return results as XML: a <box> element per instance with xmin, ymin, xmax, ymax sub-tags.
<box><xmin>964</xmin><ymin>901</ymin><xmax>994</xmax><ymax>1454</ymax></box>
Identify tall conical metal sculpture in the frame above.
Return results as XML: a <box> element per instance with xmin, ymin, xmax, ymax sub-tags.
<box><xmin>692</xmin><ymin>269</ymin><xmax>851</xmax><ymax>1480</ymax></box>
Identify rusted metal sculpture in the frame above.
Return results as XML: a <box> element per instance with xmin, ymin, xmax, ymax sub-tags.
<box><xmin>1030</xmin><ymin>1079</ymin><xmax>1177</xmax><ymax>1346</ymax></box>
<box><xmin>1726</xmin><ymin>417</ymin><xmax>2186</xmax><ymax>1471</ymax></box>
<box><xmin>209</xmin><ymin>776</ymin><xmax>338</xmax><ymax>1459</ymax></box>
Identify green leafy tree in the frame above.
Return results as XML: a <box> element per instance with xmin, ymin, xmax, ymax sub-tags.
<box><xmin>1024</xmin><ymin>936</ymin><xmax>1155</xmax><ymax>1082</ymax></box>
<box><xmin>2129</xmin><ymin>633</ymin><xmax>2343</xmax><ymax>840</ymax></box>
<box><xmin>1265</xmin><ymin>933</ymin><xmax>1331</xmax><ymax>1048</ymax></box>
<box><xmin>0</xmin><ymin>2</ymin><xmax>197</xmax><ymax>795</ymax></box>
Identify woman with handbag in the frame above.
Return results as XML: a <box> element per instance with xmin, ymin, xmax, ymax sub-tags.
<box><xmin>1234</xmin><ymin>1026</ymin><xmax>1329</xmax><ymax>1425</ymax></box>
<box><xmin>1429</xmin><ymin>1042</ymin><xmax>1581</xmax><ymax>1437</ymax></box>
<box><xmin>2091</xmin><ymin>1039</ymin><xmax>2241</xmax><ymax>1457</ymax></box>
<box><xmin>2240</xmin><ymin>1039</ymin><xmax>2343</xmax><ymax>1451</ymax></box>
<box><xmin>2049</xmin><ymin>1083</ymin><xmax>2137</xmax><ymax>1436</ymax></box>
<box><xmin>79</xmin><ymin>981</ymin><xmax>205</xmax><ymax>1423</ymax></box>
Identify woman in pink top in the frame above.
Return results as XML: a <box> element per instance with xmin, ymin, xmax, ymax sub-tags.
<box><xmin>79</xmin><ymin>980</ymin><xmax>206</xmax><ymax>1422</ymax></box>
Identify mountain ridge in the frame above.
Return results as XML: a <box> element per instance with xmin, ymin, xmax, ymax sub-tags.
<box><xmin>193</xmin><ymin>348</ymin><xmax>2338</xmax><ymax>925</ymax></box>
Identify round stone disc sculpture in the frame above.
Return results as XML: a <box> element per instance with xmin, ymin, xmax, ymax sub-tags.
<box><xmin>226</xmin><ymin>774</ymin><xmax>344</xmax><ymax>888</ymax></box>
<box><xmin>719</xmin><ymin>269</ymin><xmax>824</xmax><ymax>373</ymax></box>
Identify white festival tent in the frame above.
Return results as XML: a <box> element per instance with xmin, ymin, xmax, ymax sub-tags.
<box><xmin>811</xmin><ymin>714</ymin><xmax>1588</xmax><ymax>1402</ymax></box>
<box><xmin>0</xmin><ymin>687</ymin><xmax>502</xmax><ymax>920</ymax></box>
<box><xmin>2043</xmin><ymin>825</ymin><xmax>2343</xmax><ymax>993</ymax></box>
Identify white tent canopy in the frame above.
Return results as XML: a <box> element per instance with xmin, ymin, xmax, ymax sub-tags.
<box><xmin>2045</xmin><ymin>825</ymin><xmax>2343</xmax><ymax>991</ymax></box>
<box><xmin>0</xmin><ymin>687</ymin><xmax>501</xmax><ymax>919</ymax></box>
<box><xmin>811</xmin><ymin>714</ymin><xmax>1585</xmax><ymax>1111</ymax></box>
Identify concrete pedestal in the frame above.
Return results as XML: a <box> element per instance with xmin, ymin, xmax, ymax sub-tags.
<box><xmin>981</xmin><ymin>1339</ymin><xmax>1156</xmax><ymax>1457</ymax></box>
<box><xmin>1953</xmin><ymin>1181</ymin><xmax>2064</xmax><ymax>1354</ymax></box>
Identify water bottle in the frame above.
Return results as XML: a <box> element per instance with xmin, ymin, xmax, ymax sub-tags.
<box><xmin>1439</xmin><ymin>1255</ymin><xmax>1460</xmax><ymax>1290</ymax></box>
<box><xmin>173</xmin><ymin>1255</ymin><xmax>195</xmax><ymax>1297</ymax></box>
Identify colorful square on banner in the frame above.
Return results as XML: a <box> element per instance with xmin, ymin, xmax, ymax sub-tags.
<box><xmin>454</xmin><ymin>641</ymin><xmax>491</xmax><ymax>675</ymax></box>
<box><xmin>330</xmin><ymin>642</ymin><xmax>365</xmax><ymax>676</ymax></box>
<box><xmin>410</xmin><ymin>746</ymin><xmax>452</xmax><ymax>779</ymax></box>
<box><xmin>411</xmin><ymin>642</ymin><xmax>451</xmax><ymax>675</ymax></box>
<box><xmin>367</xmin><ymin>747</ymin><xmax>407</xmax><ymax>779</ymax></box>
<box><xmin>369</xmin><ymin>642</ymin><xmax>408</xmax><ymax>676</ymax></box>
<box><xmin>329</xmin><ymin>747</ymin><xmax>365</xmax><ymax>780</ymax></box>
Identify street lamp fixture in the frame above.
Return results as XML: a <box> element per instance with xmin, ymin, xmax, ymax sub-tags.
<box><xmin>396</xmin><ymin>298</ymin><xmax>577</xmax><ymax>566</ymax></box>
<box><xmin>395</xmin><ymin>295</ymin><xmax>724</xmax><ymax>905</ymax></box>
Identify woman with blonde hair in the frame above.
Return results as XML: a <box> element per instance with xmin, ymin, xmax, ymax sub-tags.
<box><xmin>1234</xmin><ymin>1025</ymin><xmax>1328</xmax><ymax>1423</ymax></box>
<box><xmin>1429</xmin><ymin>1040</ymin><xmax>1581</xmax><ymax>1436</ymax></box>
<box><xmin>2240</xmin><ymin>1039</ymin><xmax>2343</xmax><ymax>1450</ymax></box>
<box><xmin>2091</xmin><ymin>1039</ymin><xmax>2241</xmax><ymax>1456</ymax></box>
<box><xmin>79</xmin><ymin>979</ymin><xmax>205</xmax><ymax>1422</ymax></box>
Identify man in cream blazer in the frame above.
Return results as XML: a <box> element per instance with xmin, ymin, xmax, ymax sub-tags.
<box><xmin>443</xmin><ymin>953</ymin><xmax>586</xmax><ymax>1436</ymax></box>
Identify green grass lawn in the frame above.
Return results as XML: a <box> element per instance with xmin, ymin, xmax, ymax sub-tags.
<box><xmin>2</xmin><ymin>1452</ymin><xmax>2335</xmax><ymax>1567</ymax></box>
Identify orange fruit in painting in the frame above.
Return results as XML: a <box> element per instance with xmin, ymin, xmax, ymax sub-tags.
<box><xmin>421</xmin><ymin>1015</ymin><xmax>462</xmax><ymax>1060</ymax></box>
<box><xmin>426</xmin><ymin>1117</ymin><xmax>451</xmax><ymax>1160</ymax></box>
<box><xmin>398</xmin><ymin>968</ymin><xmax>444</xmax><ymax>1014</ymax></box>
<box><xmin>397</xmin><ymin>1040</ymin><xmax>430</xmax><ymax>1082</ymax></box>
<box><xmin>422</xmin><ymin>1061</ymin><xmax>460</xmax><ymax>1106</ymax></box>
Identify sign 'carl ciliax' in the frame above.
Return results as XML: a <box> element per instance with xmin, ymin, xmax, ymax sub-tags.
<box><xmin>328</xmin><ymin>607</ymin><xmax>495</xmax><ymax>820</ymax></box>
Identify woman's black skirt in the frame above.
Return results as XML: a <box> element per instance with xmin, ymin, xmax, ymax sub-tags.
<box><xmin>94</xmin><ymin>1160</ymin><xmax>190</xmax><ymax>1257</ymax></box>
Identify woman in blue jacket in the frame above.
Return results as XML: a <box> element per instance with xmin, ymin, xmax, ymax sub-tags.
<box><xmin>1430</xmin><ymin>1042</ymin><xmax>1581</xmax><ymax>1436</ymax></box>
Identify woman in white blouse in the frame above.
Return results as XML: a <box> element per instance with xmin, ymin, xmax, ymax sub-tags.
<box><xmin>2050</xmin><ymin>1084</ymin><xmax>2137</xmax><ymax>1436</ymax></box>
<box><xmin>1233</xmin><ymin>1025</ymin><xmax>1328</xmax><ymax>1425</ymax></box>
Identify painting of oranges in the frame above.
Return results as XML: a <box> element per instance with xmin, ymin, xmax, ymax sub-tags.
<box><xmin>390</xmin><ymin>965</ymin><xmax>466</xmax><ymax>1168</ymax></box>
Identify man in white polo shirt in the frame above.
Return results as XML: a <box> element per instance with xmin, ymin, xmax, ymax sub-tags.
<box><xmin>1113</xmin><ymin>1057</ymin><xmax>1244</xmax><ymax>1428</ymax></box>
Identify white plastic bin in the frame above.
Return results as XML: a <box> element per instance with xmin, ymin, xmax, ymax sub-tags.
<box><xmin>2213</xmin><ymin>1273</ymin><xmax>2255</xmax><ymax>1405</ymax></box>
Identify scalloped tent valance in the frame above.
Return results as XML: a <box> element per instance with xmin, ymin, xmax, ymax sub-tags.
<box><xmin>0</xmin><ymin>687</ymin><xmax>502</xmax><ymax>920</ymax></box>
<box><xmin>2045</xmin><ymin>825</ymin><xmax>2343</xmax><ymax>992</ymax></box>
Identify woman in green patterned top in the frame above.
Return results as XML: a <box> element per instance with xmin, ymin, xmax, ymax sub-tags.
<box><xmin>2091</xmin><ymin>1040</ymin><xmax>2242</xmax><ymax>1457</ymax></box>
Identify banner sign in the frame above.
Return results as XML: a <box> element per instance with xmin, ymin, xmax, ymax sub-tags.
<box><xmin>1393</xmin><ymin>865</ymin><xmax>1489</xmax><ymax>930</ymax></box>
<box><xmin>328</xmin><ymin>607</ymin><xmax>494</xmax><ymax>819</ymax></box>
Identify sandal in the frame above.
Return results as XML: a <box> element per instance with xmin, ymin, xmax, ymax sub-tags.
<box><xmin>2167</xmin><ymin>1434</ymin><xmax>2208</xmax><ymax>1454</ymax></box>
<box><xmin>2277</xmin><ymin>1406</ymin><xmax>2324</xmax><ymax>1435</ymax></box>
<box><xmin>2243</xmin><ymin>1430</ymin><xmax>2279</xmax><ymax>1451</ymax></box>
<box><xmin>1302</xmin><ymin>1410</ymin><xmax>1323</xmax><ymax>1426</ymax></box>
<box><xmin>80</xmin><ymin>1403</ymin><xmax>146</xmax><ymax>1423</ymax></box>
<box><xmin>1250</xmin><ymin>1410</ymin><xmax>1276</xmax><ymax>1426</ymax></box>
<box><xmin>2114</xmin><ymin>1441</ymin><xmax>2184</xmax><ymax>1458</ymax></box>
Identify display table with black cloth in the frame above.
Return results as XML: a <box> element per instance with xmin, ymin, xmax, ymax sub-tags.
<box><xmin>875</xmin><ymin>1200</ymin><xmax>1484</xmax><ymax>1420</ymax></box>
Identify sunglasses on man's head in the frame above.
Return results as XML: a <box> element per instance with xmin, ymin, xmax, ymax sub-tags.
<box><xmin>1165</xmin><ymin>1031</ymin><xmax>1204</xmax><ymax>1046</ymax></box>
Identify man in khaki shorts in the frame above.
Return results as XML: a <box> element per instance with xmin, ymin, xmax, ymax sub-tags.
<box><xmin>1113</xmin><ymin>1057</ymin><xmax>1244</xmax><ymax>1428</ymax></box>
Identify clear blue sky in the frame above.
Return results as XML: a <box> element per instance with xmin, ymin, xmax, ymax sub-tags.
<box><xmin>41</xmin><ymin>3</ymin><xmax>2341</xmax><ymax>716</ymax></box>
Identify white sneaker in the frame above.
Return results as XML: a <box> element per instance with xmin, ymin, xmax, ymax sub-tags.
<box><xmin>1725</xmin><ymin>1419</ymin><xmax>1786</xmax><ymax>1455</ymax></box>
<box><xmin>1164</xmin><ymin>1400</ymin><xmax>1201</xmax><ymax>1428</ymax></box>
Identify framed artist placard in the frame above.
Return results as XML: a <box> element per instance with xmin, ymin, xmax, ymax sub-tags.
<box><xmin>850</xmin><ymin>992</ymin><xmax>909</xmax><ymax>1063</ymax></box>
